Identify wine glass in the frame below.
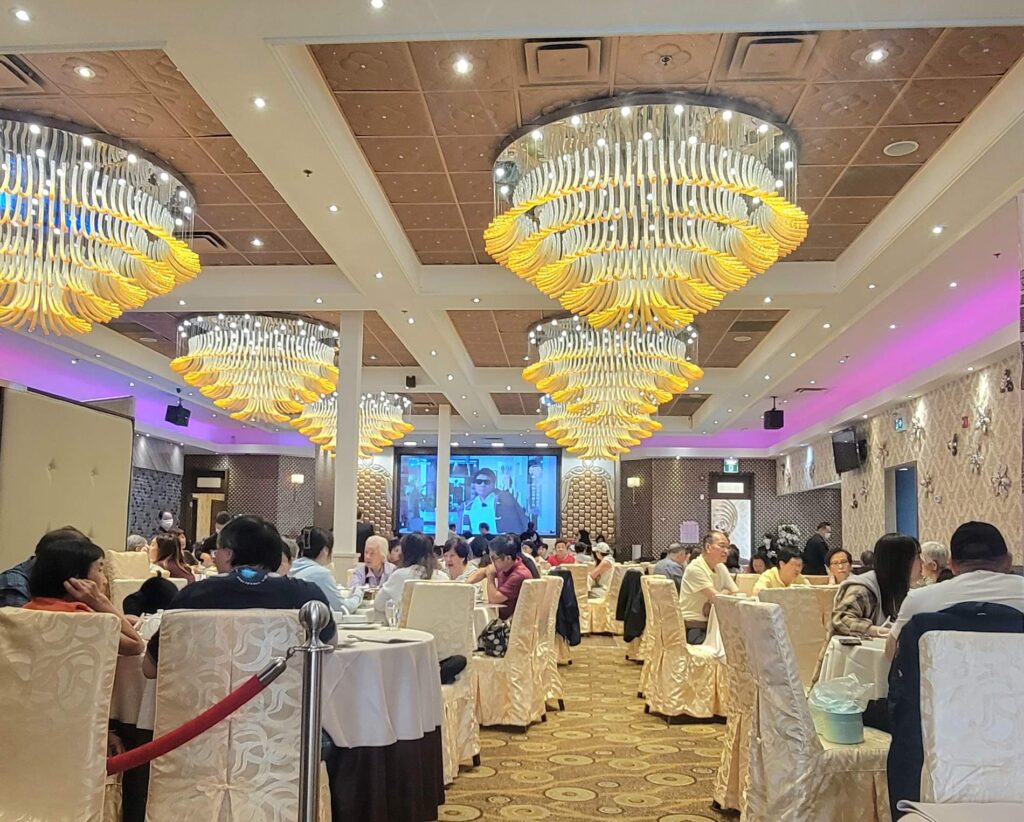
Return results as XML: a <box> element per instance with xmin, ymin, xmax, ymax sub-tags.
<box><xmin>385</xmin><ymin>599</ymin><xmax>399</xmax><ymax>630</ymax></box>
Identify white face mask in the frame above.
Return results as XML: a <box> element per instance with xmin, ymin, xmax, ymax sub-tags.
<box><xmin>823</xmin><ymin>530</ymin><xmax>832</xmax><ymax>540</ymax></box>
<box><xmin>160</xmin><ymin>517</ymin><xmax>173</xmax><ymax>529</ymax></box>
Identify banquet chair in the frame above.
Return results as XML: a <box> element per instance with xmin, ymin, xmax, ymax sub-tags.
<box><xmin>636</xmin><ymin>575</ymin><xmax>657</xmax><ymax>698</ymax></box>
<box><xmin>735</xmin><ymin>573</ymin><xmax>759</xmax><ymax>596</ymax></box>
<box><xmin>112</xmin><ymin>578</ymin><xmax>149</xmax><ymax>612</ymax></box>
<box><xmin>566</xmin><ymin>564</ymin><xmax>591</xmax><ymax>635</ymax></box>
<box><xmin>473</xmin><ymin>579</ymin><xmax>547</xmax><ymax>729</ymax></box>
<box><xmin>618</xmin><ymin>568</ymin><xmax>646</xmax><ymax>661</ymax></box>
<box><xmin>712</xmin><ymin>596</ymin><xmax>756</xmax><ymax>815</ymax></box>
<box><xmin>589</xmin><ymin>564</ymin><xmax>627</xmax><ymax>635</ymax></box>
<box><xmin>643</xmin><ymin>577</ymin><xmax>724</xmax><ymax>720</ymax></box>
<box><xmin>331</xmin><ymin>553</ymin><xmax>358</xmax><ymax>586</ymax></box>
<box><xmin>813</xmin><ymin>585</ymin><xmax>840</xmax><ymax>628</ymax></box>
<box><xmin>104</xmin><ymin>549</ymin><xmax>153</xmax><ymax>600</ymax></box>
<box><xmin>146</xmin><ymin>610</ymin><xmax>330</xmax><ymax>822</ymax></box>
<box><xmin>739</xmin><ymin>599</ymin><xmax>891</xmax><ymax>822</ymax></box>
<box><xmin>538</xmin><ymin>575</ymin><xmax>565</xmax><ymax>711</ymax></box>
<box><xmin>0</xmin><ymin>609</ymin><xmax>121</xmax><ymax>822</ymax></box>
<box><xmin>401</xmin><ymin>581</ymin><xmax>480</xmax><ymax>784</ymax></box>
<box><xmin>757</xmin><ymin>586</ymin><xmax>831</xmax><ymax>692</ymax></box>
<box><xmin>805</xmin><ymin>575</ymin><xmax>832</xmax><ymax>586</ymax></box>
<box><xmin>548</xmin><ymin>568</ymin><xmax>577</xmax><ymax>665</ymax></box>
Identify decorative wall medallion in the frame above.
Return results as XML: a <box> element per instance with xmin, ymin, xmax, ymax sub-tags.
<box><xmin>947</xmin><ymin>433</ymin><xmax>959</xmax><ymax>457</ymax></box>
<box><xmin>910</xmin><ymin>415</ymin><xmax>925</xmax><ymax>443</ymax></box>
<box><xmin>969</xmin><ymin>446</ymin><xmax>984</xmax><ymax>475</ymax></box>
<box><xmin>782</xmin><ymin>464</ymin><xmax>792</xmax><ymax>490</ymax></box>
<box><xmin>850</xmin><ymin>495</ymin><xmax>859</xmax><ymax>510</ymax></box>
<box><xmin>975</xmin><ymin>406</ymin><xmax>992</xmax><ymax>436</ymax></box>
<box><xmin>999</xmin><ymin>368</ymin><xmax>1014</xmax><ymax>393</ymax></box>
<box><xmin>877</xmin><ymin>440</ymin><xmax>890</xmax><ymax>462</ymax></box>
<box><xmin>991</xmin><ymin>465</ymin><xmax>1011</xmax><ymax>497</ymax></box>
<box><xmin>920</xmin><ymin>473</ymin><xmax>934</xmax><ymax>497</ymax></box>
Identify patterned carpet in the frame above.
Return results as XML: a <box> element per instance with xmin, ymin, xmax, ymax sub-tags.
<box><xmin>441</xmin><ymin>636</ymin><xmax>732</xmax><ymax>821</ymax></box>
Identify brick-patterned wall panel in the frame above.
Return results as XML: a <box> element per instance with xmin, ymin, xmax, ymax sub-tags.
<box><xmin>615</xmin><ymin>462</ymin><xmax>651</xmax><ymax>558</ymax></box>
<box><xmin>562</xmin><ymin>465</ymin><xmax>616</xmax><ymax>549</ymax></box>
<box><xmin>128</xmin><ymin>467</ymin><xmax>182</xmax><ymax>539</ymax></box>
<box><xmin>357</xmin><ymin>465</ymin><xmax>393</xmax><ymax>536</ymax></box>
<box><xmin>777</xmin><ymin>432</ymin><xmax>840</xmax><ymax>494</ymax></box>
<box><xmin>276</xmin><ymin>455</ymin><xmax>317</xmax><ymax>538</ymax></box>
<box><xmin>841</xmin><ymin>353</ymin><xmax>1022</xmax><ymax>561</ymax></box>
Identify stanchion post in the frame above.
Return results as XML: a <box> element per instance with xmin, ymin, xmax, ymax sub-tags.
<box><xmin>296</xmin><ymin>600</ymin><xmax>333</xmax><ymax>822</ymax></box>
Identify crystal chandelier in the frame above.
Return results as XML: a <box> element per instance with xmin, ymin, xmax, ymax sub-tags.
<box><xmin>290</xmin><ymin>392</ymin><xmax>413</xmax><ymax>457</ymax></box>
<box><xmin>0</xmin><ymin>115</ymin><xmax>200</xmax><ymax>334</ymax></box>
<box><xmin>486</xmin><ymin>95</ymin><xmax>806</xmax><ymax>329</ymax></box>
<box><xmin>171</xmin><ymin>314</ymin><xmax>339</xmax><ymax>424</ymax></box>
<box><xmin>524</xmin><ymin>316</ymin><xmax>702</xmax><ymax>458</ymax></box>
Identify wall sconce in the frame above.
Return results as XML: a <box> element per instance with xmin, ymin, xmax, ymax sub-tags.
<box><xmin>626</xmin><ymin>475</ymin><xmax>641</xmax><ymax>505</ymax></box>
<box><xmin>290</xmin><ymin>473</ymin><xmax>305</xmax><ymax>501</ymax></box>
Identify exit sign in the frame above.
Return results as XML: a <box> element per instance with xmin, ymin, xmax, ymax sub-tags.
<box><xmin>723</xmin><ymin>457</ymin><xmax>739</xmax><ymax>474</ymax></box>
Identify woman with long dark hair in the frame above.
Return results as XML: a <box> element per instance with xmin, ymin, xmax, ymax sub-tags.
<box><xmin>152</xmin><ymin>534</ymin><xmax>195</xmax><ymax>583</ymax></box>
<box><xmin>829</xmin><ymin>534</ymin><xmax>920</xmax><ymax>638</ymax></box>
<box><xmin>374</xmin><ymin>532</ymin><xmax>446</xmax><ymax>618</ymax></box>
<box><xmin>288</xmin><ymin>526</ymin><xmax>344</xmax><ymax>611</ymax></box>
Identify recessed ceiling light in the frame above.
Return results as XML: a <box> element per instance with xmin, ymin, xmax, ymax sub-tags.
<box><xmin>967</xmin><ymin>366</ymin><xmax>975</xmax><ymax>372</ymax></box>
<box><xmin>523</xmin><ymin>355</ymin><xmax>529</xmax><ymax>361</ymax></box>
<box><xmin>693</xmin><ymin>385</ymin><xmax>700</xmax><ymax>391</ymax></box>
<box><xmin>822</xmin><ymin>322</ymin><xmax>832</xmax><ymax>329</ymax></box>
<box><xmin>743</xmin><ymin>393</ymin><xmax>750</xmax><ymax>398</ymax></box>
<box><xmin>70</xmin><ymin>358</ymin><xmax>78</xmax><ymax>364</ymax></box>
<box><xmin>883</xmin><ymin>139</ymin><xmax>919</xmax><ymax>158</ymax></box>
<box><xmin>250</xmin><ymin>237</ymin><xmax>263</xmax><ymax>247</ymax></box>
<box><xmin>375</xmin><ymin>271</ymin><xmax>383</xmax><ymax>279</ymax></box>
<box><xmin>461</xmin><ymin>394</ymin><xmax>467</xmax><ymax>399</ymax></box>
<box><xmin>763</xmin><ymin>374</ymin><xmax>771</xmax><ymax>380</ymax></box>
<box><xmin>13</xmin><ymin>8</ymin><xmax>30</xmax><ymax>22</ymax></box>
<box><xmin>129</xmin><ymin>381</ymin><xmax>135</xmax><ymax>387</ymax></box>
<box><xmin>505</xmin><ymin>385</ymin><xmax>511</xmax><ymax>391</ymax></box>
<box><xmin>889</xmin><ymin>323</ymin><xmax>897</xmax><ymax>329</ymax></box>
<box><xmin>949</xmin><ymin>281</ymin><xmax>958</xmax><ymax>288</ymax></box>
<box><xmin>763</xmin><ymin>296</ymin><xmax>772</xmax><ymax>304</ymax></box>
<box><xmin>315</xmin><ymin>297</ymin><xmax>323</xmax><ymax>304</ymax></box>
<box><xmin>405</xmin><ymin>441</ymin><xmax>417</xmax><ymax>446</ymax></box>
<box><xmin>430</xmin><ymin>349</ymin><xmax>437</xmax><ymax>356</ymax></box>
<box><xmin>407</xmin><ymin>317</ymin><xmax>414</xmax><ymax>324</ymax></box>
<box><xmin>369</xmin><ymin>354</ymin><xmax>377</xmax><ymax>360</ymax></box>
<box><xmin>931</xmin><ymin>225</ymin><xmax>944</xmax><ymax>235</ymax></box>
<box><xmin>370</xmin><ymin>0</ymin><xmax>384</xmax><ymax>8</ymax></box>
<box><xmin>726</xmin><ymin>408</ymin><xmax>733</xmax><ymax>413</ymax></box>
<box><xmin>178</xmin><ymin>299</ymin><xmax>186</xmax><ymax>306</ymax></box>
<box><xmin>861</xmin><ymin>414</ymin><xmax>868</xmax><ymax>419</ymax></box>
<box><xmin>472</xmin><ymin>297</ymin><xmax>480</xmax><ymax>303</ymax></box>
<box><xmin>447</xmin><ymin>374</ymin><xmax>454</xmax><ymax>381</ymax></box>
<box><xmin>713</xmin><ymin>420</ymin><xmax>719</xmax><ymax>424</ymax></box>
<box><xmin>94</xmin><ymin>353</ymin><xmax>101</xmax><ymax>359</ymax></box>
<box><xmin>866</xmin><ymin>48</ymin><xmax>888</xmax><ymax>63</ymax></box>
<box><xmin>328</xmin><ymin>204</ymin><xmax>338</xmax><ymax>213</ymax></box>
<box><xmin>809</xmin><ymin>380</ymin><xmax>816</xmax><ymax>385</ymax></box>
<box><xmin>789</xmin><ymin>351</ymin><xmax>797</xmax><ymax>357</ymax></box>
<box><xmin>75</xmin><ymin>66</ymin><xmax>95</xmax><ymax>79</ymax></box>
<box><xmin>868</xmin><ymin>283</ymin><xmax>876</xmax><ymax>289</ymax></box>
<box><xmin>453</xmin><ymin>56</ymin><xmax>472</xmax><ymax>75</ymax></box>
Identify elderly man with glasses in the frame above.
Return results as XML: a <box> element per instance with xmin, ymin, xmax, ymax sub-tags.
<box><xmin>456</xmin><ymin>467</ymin><xmax>529</xmax><ymax>536</ymax></box>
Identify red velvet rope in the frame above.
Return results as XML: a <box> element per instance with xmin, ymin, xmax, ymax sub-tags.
<box><xmin>107</xmin><ymin>674</ymin><xmax>267</xmax><ymax>775</ymax></box>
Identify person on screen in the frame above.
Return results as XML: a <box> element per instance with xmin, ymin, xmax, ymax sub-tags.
<box><xmin>527</xmin><ymin>458</ymin><xmax>545</xmax><ymax>528</ymax></box>
<box><xmin>457</xmin><ymin>467</ymin><xmax>528</xmax><ymax>535</ymax></box>
<box><xmin>520</xmin><ymin>521</ymin><xmax>538</xmax><ymax>544</ymax></box>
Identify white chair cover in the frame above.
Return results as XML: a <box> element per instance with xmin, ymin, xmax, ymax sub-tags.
<box><xmin>643</xmin><ymin>577</ymin><xmax>723</xmax><ymax>719</ymax></box>
<box><xmin>111</xmin><ymin>578</ymin><xmax>148</xmax><ymax>612</ymax></box>
<box><xmin>0</xmin><ymin>610</ymin><xmax>121</xmax><ymax>822</ymax></box>
<box><xmin>538</xmin><ymin>576</ymin><xmax>564</xmax><ymax>706</ymax></box>
<box><xmin>146</xmin><ymin>609</ymin><xmax>329</xmax><ymax>822</ymax></box>
<box><xmin>739</xmin><ymin>599</ymin><xmax>891</xmax><ymax>822</ymax></box>
<box><xmin>758</xmin><ymin>586</ymin><xmax>831</xmax><ymax>691</ymax></box>
<box><xmin>919</xmin><ymin>632</ymin><xmax>1024</xmax><ymax>804</ymax></box>
<box><xmin>105</xmin><ymin>549</ymin><xmax>152</xmax><ymax>584</ymax></box>
<box><xmin>712</xmin><ymin>596</ymin><xmax>756</xmax><ymax>814</ymax></box>
<box><xmin>637</xmin><ymin>575</ymin><xmax>657</xmax><ymax>697</ymax></box>
<box><xmin>735</xmin><ymin>573</ymin><xmax>759</xmax><ymax>596</ymax></box>
<box><xmin>590</xmin><ymin>564</ymin><xmax>627</xmax><ymax>635</ymax></box>
<box><xmin>566</xmin><ymin>564</ymin><xmax>591</xmax><ymax>634</ymax></box>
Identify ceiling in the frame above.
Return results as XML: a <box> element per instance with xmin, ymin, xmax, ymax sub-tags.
<box><xmin>2</xmin><ymin>1</ymin><xmax>1024</xmax><ymax>456</ymax></box>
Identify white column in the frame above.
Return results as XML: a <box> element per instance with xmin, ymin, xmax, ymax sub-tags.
<box><xmin>434</xmin><ymin>404</ymin><xmax>452</xmax><ymax>544</ymax></box>
<box><xmin>333</xmin><ymin>311</ymin><xmax>363</xmax><ymax>553</ymax></box>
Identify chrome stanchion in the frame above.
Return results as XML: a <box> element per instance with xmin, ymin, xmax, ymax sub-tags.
<box><xmin>295</xmin><ymin>600</ymin><xmax>333</xmax><ymax>822</ymax></box>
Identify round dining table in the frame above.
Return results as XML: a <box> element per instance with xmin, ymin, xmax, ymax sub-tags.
<box><xmin>818</xmin><ymin>635</ymin><xmax>891</xmax><ymax>699</ymax></box>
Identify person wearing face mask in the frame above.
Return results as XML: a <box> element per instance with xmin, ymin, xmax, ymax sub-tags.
<box><xmin>802</xmin><ymin>521</ymin><xmax>832</xmax><ymax>576</ymax></box>
<box><xmin>155</xmin><ymin>510</ymin><xmax>176</xmax><ymax>537</ymax></box>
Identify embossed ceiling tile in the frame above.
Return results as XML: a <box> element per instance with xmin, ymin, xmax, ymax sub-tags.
<box><xmin>311</xmin><ymin>43</ymin><xmax>418</xmax><ymax>91</ymax></box>
<box><xmin>885</xmin><ymin>76</ymin><xmax>1000</xmax><ymax>125</ymax></box>
<box><xmin>491</xmin><ymin>393</ymin><xmax>526</xmax><ymax>415</ymax></box>
<box><xmin>200</xmin><ymin>250</ymin><xmax>250</xmax><ymax>266</ymax></box>
<box><xmin>919</xmin><ymin>27</ymin><xmax>1024</xmax><ymax>78</ymax></box>
<box><xmin>197</xmin><ymin>136</ymin><xmax>260</xmax><ymax>173</ymax></box>
<box><xmin>117</xmin><ymin>50</ymin><xmax>192</xmax><ymax>97</ymax></box>
<box><xmin>518</xmin><ymin>85</ymin><xmax>612</xmax><ymax>123</ymax></box>
<box><xmin>785</xmin><ymin>246</ymin><xmax>843</xmax><ymax>262</ymax></box>
<box><xmin>737</xmin><ymin>308</ymin><xmax>787</xmax><ymax>323</ymax></box>
<box><xmin>156</xmin><ymin>86</ymin><xmax>227</xmax><ymax>137</ymax></box>
<box><xmin>417</xmin><ymin>251</ymin><xmax>478</xmax><ymax>265</ymax></box>
<box><xmin>302</xmin><ymin>251</ymin><xmax>335</xmax><ymax>266</ymax></box>
<box><xmin>83</xmin><ymin>94</ymin><xmax>187</xmax><ymax>138</ymax></box>
<box><xmin>795</xmin><ymin>127</ymin><xmax>872</xmax><ymax>165</ymax></box>
<box><xmin>424</xmin><ymin>90</ymin><xmax>518</xmax><ymax>135</ymax></box>
<box><xmin>466</xmin><ymin>349</ymin><xmax>509</xmax><ymax>367</ymax></box>
<box><xmin>615</xmin><ymin>34</ymin><xmax>721</xmax><ymax>86</ymax></box>
<box><xmin>219</xmin><ymin>229</ymin><xmax>292</xmax><ymax>253</ymax></box>
<box><xmin>280</xmin><ymin>229</ymin><xmax>325</xmax><ymax>253</ymax></box>
<box><xmin>448</xmin><ymin>310</ymin><xmax>495</xmax><ymax>332</ymax></box>
<box><xmin>830</xmin><ymin>164</ymin><xmax>918</xmax><ymax>196</ymax></box>
<box><xmin>0</xmin><ymin>94</ymin><xmax>99</xmax><ymax>130</ymax></box>
<box><xmin>804</xmin><ymin>223</ymin><xmax>867</xmax><ymax>246</ymax></box>
<box><xmin>132</xmin><ymin>137</ymin><xmax>221</xmax><ymax>173</ymax></box>
<box><xmin>335</xmin><ymin>91</ymin><xmax>433</xmax><ymax>136</ymax></box>
<box><xmin>852</xmin><ymin>124</ymin><xmax>956</xmax><ymax>165</ymax></box>
<box><xmin>795</xmin><ymin>165</ymin><xmax>843</xmax><ymax>198</ymax></box>
<box><xmin>393</xmin><ymin>203</ymin><xmax>465</xmax><ymax>230</ymax></box>
<box><xmin>474</xmin><ymin>249</ymin><xmax>498</xmax><ymax>265</ymax></box>
<box><xmin>231</xmin><ymin>173</ymin><xmax>286</xmax><ymax>203</ymax></box>
<box><xmin>197</xmin><ymin>204</ymin><xmax>274</xmax><ymax>231</ymax></box>
<box><xmin>798</xmin><ymin>197</ymin><xmax>822</xmax><ymax>215</ymax></box>
<box><xmin>449</xmin><ymin>172</ymin><xmax>495</xmax><ymax>202</ymax></box>
<box><xmin>243</xmin><ymin>251</ymin><xmax>307</xmax><ymax>265</ymax></box>
<box><xmin>704</xmin><ymin>82</ymin><xmax>806</xmax><ymax>122</ymax></box>
<box><xmin>812</xmin><ymin>197</ymin><xmax>891</xmax><ymax>225</ymax></box>
<box><xmin>188</xmin><ymin>174</ymin><xmax>248</xmax><ymax>205</ymax></box>
<box><xmin>790</xmin><ymin>81</ymin><xmax>903</xmax><ymax>128</ymax></box>
<box><xmin>460</xmin><ymin>202</ymin><xmax>495</xmax><ymax>229</ymax></box>
<box><xmin>406</xmin><ymin>229</ymin><xmax>473</xmax><ymax>255</ymax></box>
<box><xmin>810</xmin><ymin>28</ymin><xmax>941</xmax><ymax>81</ymax></box>
<box><xmin>377</xmin><ymin>173</ymin><xmax>456</xmax><ymax>204</ymax></box>
<box><xmin>258</xmin><ymin>203</ymin><xmax>307</xmax><ymax>231</ymax></box>
<box><xmin>469</xmin><ymin>231</ymin><xmax>487</xmax><ymax>254</ymax></box>
<box><xmin>437</xmin><ymin>134</ymin><xmax>505</xmax><ymax>172</ymax></box>
<box><xmin>704</xmin><ymin>333</ymin><xmax>770</xmax><ymax>367</ymax></box>
<box><xmin>357</xmin><ymin>137</ymin><xmax>445</xmax><ymax>173</ymax></box>
<box><xmin>26</xmin><ymin>51</ymin><xmax>148</xmax><ymax>95</ymax></box>
<box><xmin>660</xmin><ymin>395</ymin><xmax>708</xmax><ymax>416</ymax></box>
<box><xmin>409</xmin><ymin>40</ymin><xmax>515</xmax><ymax>90</ymax></box>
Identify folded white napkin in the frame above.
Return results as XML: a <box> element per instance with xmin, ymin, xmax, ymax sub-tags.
<box><xmin>896</xmin><ymin>801</ymin><xmax>1024</xmax><ymax>822</ymax></box>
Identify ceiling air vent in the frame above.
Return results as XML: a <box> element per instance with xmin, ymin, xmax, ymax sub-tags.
<box><xmin>523</xmin><ymin>39</ymin><xmax>603</xmax><ymax>85</ymax></box>
<box><xmin>794</xmin><ymin>386</ymin><xmax>827</xmax><ymax>393</ymax></box>
<box><xmin>721</xmin><ymin>33</ymin><xmax>818</xmax><ymax>81</ymax></box>
<box><xmin>188</xmin><ymin>231</ymin><xmax>228</xmax><ymax>253</ymax></box>
<box><xmin>0</xmin><ymin>55</ymin><xmax>45</xmax><ymax>92</ymax></box>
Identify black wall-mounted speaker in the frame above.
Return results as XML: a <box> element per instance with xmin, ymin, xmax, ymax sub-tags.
<box><xmin>165</xmin><ymin>404</ymin><xmax>191</xmax><ymax>427</ymax></box>
<box><xmin>763</xmin><ymin>408</ymin><xmax>784</xmax><ymax>430</ymax></box>
<box><xmin>405</xmin><ymin>375</ymin><xmax>417</xmax><ymax>389</ymax></box>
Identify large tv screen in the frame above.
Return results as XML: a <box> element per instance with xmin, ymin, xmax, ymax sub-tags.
<box><xmin>832</xmin><ymin>427</ymin><xmax>863</xmax><ymax>473</ymax></box>
<box><xmin>396</xmin><ymin>450</ymin><xmax>561</xmax><ymax>536</ymax></box>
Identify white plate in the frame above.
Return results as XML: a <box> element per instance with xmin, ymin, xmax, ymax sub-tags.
<box><xmin>340</xmin><ymin>622</ymin><xmax>380</xmax><ymax>630</ymax></box>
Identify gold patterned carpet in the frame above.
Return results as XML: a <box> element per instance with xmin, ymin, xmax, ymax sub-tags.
<box><xmin>441</xmin><ymin>637</ymin><xmax>732</xmax><ymax>821</ymax></box>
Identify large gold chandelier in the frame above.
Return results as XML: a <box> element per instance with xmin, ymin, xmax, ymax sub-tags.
<box><xmin>290</xmin><ymin>392</ymin><xmax>413</xmax><ymax>457</ymax></box>
<box><xmin>524</xmin><ymin>317</ymin><xmax>702</xmax><ymax>458</ymax></box>
<box><xmin>486</xmin><ymin>95</ymin><xmax>806</xmax><ymax>329</ymax></box>
<box><xmin>0</xmin><ymin>114</ymin><xmax>200</xmax><ymax>335</ymax></box>
<box><xmin>171</xmin><ymin>314</ymin><xmax>339</xmax><ymax>424</ymax></box>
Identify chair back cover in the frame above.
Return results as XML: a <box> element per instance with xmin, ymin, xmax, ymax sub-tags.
<box><xmin>105</xmin><ymin>548</ymin><xmax>152</xmax><ymax>583</ymax></box>
<box><xmin>538</xmin><ymin>575</ymin><xmax>564</xmax><ymax>701</ymax></box>
<box><xmin>646</xmin><ymin>576</ymin><xmax>685</xmax><ymax>650</ymax></box>
<box><xmin>638</xmin><ymin>575</ymin><xmax>657</xmax><ymax>695</ymax></box>
<box><xmin>0</xmin><ymin>610</ymin><xmax>120</xmax><ymax>822</ymax></box>
<box><xmin>147</xmin><ymin>609</ymin><xmax>306</xmax><ymax>821</ymax></box>
<box><xmin>735</xmin><ymin>573</ymin><xmax>759</xmax><ymax>596</ymax></box>
<box><xmin>757</xmin><ymin>586</ymin><xmax>830</xmax><ymax>690</ymax></box>
<box><xmin>712</xmin><ymin>596</ymin><xmax>756</xmax><ymax>813</ymax></box>
<box><xmin>919</xmin><ymin>631</ymin><xmax>1024</xmax><ymax>804</ymax></box>
<box><xmin>404</xmin><ymin>581</ymin><xmax>476</xmax><ymax>660</ymax></box>
<box><xmin>805</xmin><ymin>575</ymin><xmax>832</xmax><ymax>586</ymax></box>
<box><xmin>111</xmin><ymin>578</ymin><xmax>147</xmax><ymax>612</ymax></box>
<box><xmin>566</xmin><ymin>564</ymin><xmax>590</xmax><ymax>632</ymax></box>
<box><xmin>813</xmin><ymin>585</ymin><xmax>839</xmax><ymax>629</ymax></box>
<box><xmin>331</xmin><ymin>553</ymin><xmax>358</xmax><ymax>585</ymax></box>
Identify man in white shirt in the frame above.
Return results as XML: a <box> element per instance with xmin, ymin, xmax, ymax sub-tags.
<box><xmin>679</xmin><ymin>530</ymin><xmax>740</xmax><ymax>643</ymax></box>
<box><xmin>887</xmin><ymin>521</ymin><xmax>1024</xmax><ymax>658</ymax></box>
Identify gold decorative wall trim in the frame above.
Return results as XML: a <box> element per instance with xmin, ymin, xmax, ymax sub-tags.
<box><xmin>561</xmin><ymin>464</ymin><xmax>615</xmax><ymax>543</ymax></box>
<box><xmin>356</xmin><ymin>463</ymin><xmax>393</xmax><ymax>535</ymax></box>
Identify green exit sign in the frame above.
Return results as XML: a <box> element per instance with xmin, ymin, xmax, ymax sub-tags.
<box><xmin>723</xmin><ymin>457</ymin><xmax>739</xmax><ymax>474</ymax></box>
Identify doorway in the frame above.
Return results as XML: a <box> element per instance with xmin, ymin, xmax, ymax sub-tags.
<box><xmin>885</xmin><ymin>463</ymin><xmax>919</xmax><ymax>538</ymax></box>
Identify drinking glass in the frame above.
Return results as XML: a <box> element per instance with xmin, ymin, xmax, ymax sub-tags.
<box><xmin>385</xmin><ymin>600</ymin><xmax>399</xmax><ymax>630</ymax></box>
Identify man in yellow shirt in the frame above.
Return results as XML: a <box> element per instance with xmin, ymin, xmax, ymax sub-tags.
<box><xmin>679</xmin><ymin>530</ymin><xmax>740</xmax><ymax>643</ymax></box>
<box><xmin>753</xmin><ymin>547</ymin><xmax>811</xmax><ymax>594</ymax></box>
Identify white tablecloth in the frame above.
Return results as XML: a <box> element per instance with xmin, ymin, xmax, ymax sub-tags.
<box><xmin>111</xmin><ymin>613</ymin><xmax>161</xmax><ymax>730</ymax></box>
<box><xmin>819</xmin><ymin>635</ymin><xmax>890</xmax><ymax>699</ymax></box>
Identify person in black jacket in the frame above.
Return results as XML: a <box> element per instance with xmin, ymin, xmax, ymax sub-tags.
<box><xmin>802</xmin><ymin>522</ymin><xmax>831</xmax><ymax>575</ymax></box>
<box><xmin>355</xmin><ymin>510</ymin><xmax>374</xmax><ymax>561</ymax></box>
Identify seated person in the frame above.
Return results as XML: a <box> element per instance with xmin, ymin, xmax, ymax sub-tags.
<box><xmin>171</xmin><ymin>528</ymin><xmax>199</xmax><ymax>567</ymax></box>
<box><xmin>143</xmin><ymin>515</ymin><xmax>335</xmax><ymax>678</ymax></box>
<box><xmin>0</xmin><ymin>525</ymin><xmax>85</xmax><ymax>607</ymax></box>
<box><xmin>726</xmin><ymin>544</ymin><xmax>741</xmax><ymax>575</ymax></box>
<box><xmin>279</xmin><ymin>537</ymin><xmax>296</xmax><ymax>575</ymax></box>
<box><xmin>679</xmin><ymin>531</ymin><xmax>741</xmax><ymax>644</ymax></box>
<box><xmin>289</xmin><ymin>526</ymin><xmax>346</xmax><ymax>611</ymax></box>
<box><xmin>350</xmin><ymin>535</ymin><xmax>396</xmax><ymax>589</ymax></box>
<box><xmin>859</xmin><ymin>549</ymin><xmax>875</xmax><ymax>572</ymax></box>
<box><xmin>746</xmin><ymin>550</ymin><xmax>769</xmax><ymax>575</ymax></box>
<box><xmin>653</xmin><ymin>542</ymin><xmax>688</xmax><ymax>592</ymax></box>
<box><xmin>753</xmin><ymin>547</ymin><xmax>811</xmax><ymax>593</ymax></box>
<box><xmin>588</xmin><ymin>542</ymin><xmax>615</xmax><ymax>597</ymax></box>
<box><xmin>125</xmin><ymin>534</ymin><xmax>149</xmax><ymax>553</ymax></box>
<box><xmin>122</xmin><ymin>576</ymin><xmax>178</xmax><ymax>617</ymax></box>
<box><xmin>24</xmin><ymin>531</ymin><xmax>145</xmax><ymax>655</ymax></box>
<box><xmin>468</xmin><ymin>534</ymin><xmax>490</xmax><ymax>568</ymax></box>
<box><xmin>918</xmin><ymin>540</ymin><xmax>953</xmax><ymax>585</ymax></box>
<box><xmin>443</xmin><ymin>537</ymin><xmax>474</xmax><ymax>581</ymax></box>
<box><xmin>887</xmin><ymin>521</ymin><xmax>1024</xmax><ymax>658</ymax></box>
<box><xmin>199</xmin><ymin>511</ymin><xmax>231</xmax><ymax>566</ymax></box>
<box><xmin>483</xmin><ymin>535</ymin><xmax>532</xmax><ymax>620</ymax></box>
<box><xmin>387</xmin><ymin>538</ymin><xmax>402</xmax><ymax>565</ymax></box>
<box><xmin>825</xmin><ymin>547</ymin><xmax>854</xmax><ymax>584</ymax></box>
<box><xmin>546</xmin><ymin>538</ymin><xmax>576</xmax><ymax>567</ymax></box>
<box><xmin>374</xmin><ymin>532</ymin><xmax>447</xmax><ymax>618</ymax></box>
<box><xmin>151</xmin><ymin>534</ymin><xmax>195</xmax><ymax>583</ymax></box>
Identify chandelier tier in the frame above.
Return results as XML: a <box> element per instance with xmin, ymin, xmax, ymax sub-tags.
<box><xmin>0</xmin><ymin>115</ymin><xmax>200</xmax><ymax>335</ymax></box>
<box><xmin>171</xmin><ymin>314</ymin><xmax>339</xmax><ymax>424</ymax></box>
<box><xmin>485</xmin><ymin>96</ymin><xmax>806</xmax><ymax>329</ymax></box>
<box><xmin>537</xmin><ymin>400</ymin><xmax>663</xmax><ymax>459</ymax></box>
<box><xmin>290</xmin><ymin>392</ymin><xmax>414</xmax><ymax>458</ymax></box>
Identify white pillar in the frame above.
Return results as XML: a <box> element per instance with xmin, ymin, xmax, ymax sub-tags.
<box><xmin>333</xmin><ymin>311</ymin><xmax>363</xmax><ymax>552</ymax></box>
<box><xmin>434</xmin><ymin>404</ymin><xmax>452</xmax><ymax>544</ymax></box>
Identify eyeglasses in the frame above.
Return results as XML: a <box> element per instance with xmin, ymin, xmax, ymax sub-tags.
<box><xmin>829</xmin><ymin>559</ymin><xmax>851</xmax><ymax>568</ymax></box>
<box><xmin>473</xmin><ymin>477</ymin><xmax>493</xmax><ymax>485</ymax></box>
